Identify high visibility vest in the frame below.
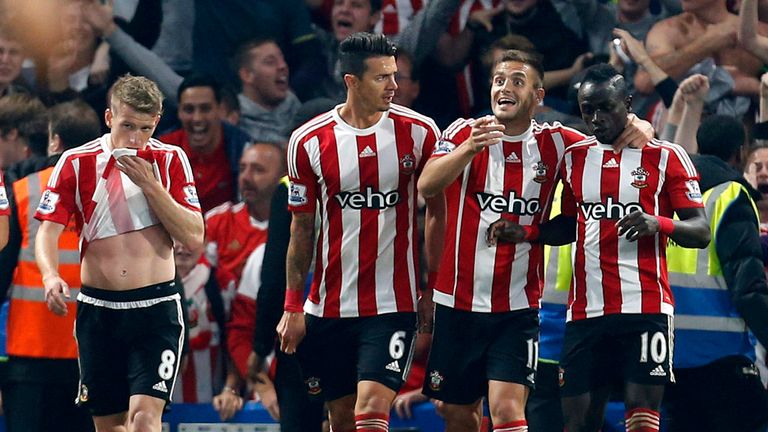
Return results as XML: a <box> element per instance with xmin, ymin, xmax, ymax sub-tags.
<box><xmin>7</xmin><ymin>167</ymin><xmax>81</xmax><ymax>359</ymax></box>
<box><xmin>540</xmin><ymin>182</ymin><xmax>572</xmax><ymax>363</ymax></box>
<box><xmin>667</xmin><ymin>181</ymin><xmax>757</xmax><ymax>368</ymax></box>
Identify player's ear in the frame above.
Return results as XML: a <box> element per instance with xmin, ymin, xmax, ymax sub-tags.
<box><xmin>343</xmin><ymin>73</ymin><xmax>359</xmax><ymax>90</ymax></box>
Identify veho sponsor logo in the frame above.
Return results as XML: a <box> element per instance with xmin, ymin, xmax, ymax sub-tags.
<box><xmin>335</xmin><ymin>187</ymin><xmax>400</xmax><ymax>209</ymax></box>
<box><xmin>579</xmin><ymin>197</ymin><xmax>642</xmax><ymax>220</ymax></box>
<box><xmin>476</xmin><ymin>191</ymin><xmax>541</xmax><ymax>215</ymax></box>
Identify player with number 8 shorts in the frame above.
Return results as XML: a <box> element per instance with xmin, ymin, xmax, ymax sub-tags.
<box><xmin>34</xmin><ymin>76</ymin><xmax>204</xmax><ymax>432</ymax></box>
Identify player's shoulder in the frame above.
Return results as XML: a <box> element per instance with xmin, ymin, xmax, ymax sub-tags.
<box><xmin>441</xmin><ymin>117</ymin><xmax>474</xmax><ymax>141</ymax></box>
<box><xmin>388</xmin><ymin>104</ymin><xmax>440</xmax><ymax>132</ymax></box>
<box><xmin>647</xmin><ymin>139</ymin><xmax>697</xmax><ymax>172</ymax></box>
<box><xmin>289</xmin><ymin>109</ymin><xmax>336</xmax><ymax>145</ymax></box>
<box><xmin>147</xmin><ymin>138</ymin><xmax>186</xmax><ymax>156</ymax></box>
<box><xmin>204</xmin><ymin>201</ymin><xmax>242</xmax><ymax>221</ymax></box>
<box><xmin>59</xmin><ymin>137</ymin><xmax>104</xmax><ymax>162</ymax></box>
<box><xmin>533</xmin><ymin>120</ymin><xmax>587</xmax><ymax>143</ymax></box>
<box><xmin>563</xmin><ymin>135</ymin><xmax>598</xmax><ymax>155</ymax></box>
<box><xmin>646</xmin><ymin>138</ymin><xmax>691</xmax><ymax>158</ymax></box>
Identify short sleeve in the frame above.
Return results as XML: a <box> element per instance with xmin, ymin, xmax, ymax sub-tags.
<box><xmin>559</xmin><ymin>158</ymin><xmax>577</xmax><ymax>217</ymax></box>
<box><xmin>560</xmin><ymin>180</ymin><xmax>577</xmax><ymax>217</ymax></box>
<box><xmin>416</xmin><ymin>118</ymin><xmax>441</xmax><ymax>173</ymax></box>
<box><xmin>663</xmin><ymin>145</ymin><xmax>704</xmax><ymax>210</ymax></box>
<box><xmin>34</xmin><ymin>156</ymin><xmax>78</xmax><ymax>225</ymax></box>
<box><xmin>286</xmin><ymin>134</ymin><xmax>318</xmax><ymax>213</ymax></box>
<box><xmin>558</xmin><ymin>125</ymin><xmax>587</xmax><ymax>148</ymax></box>
<box><xmin>430</xmin><ymin>118</ymin><xmax>472</xmax><ymax>160</ymax></box>
<box><xmin>0</xmin><ymin>171</ymin><xmax>9</xmax><ymax>216</ymax></box>
<box><xmin>168</xmin><ymin>149</ymin><xmax>202</xmax><ymax>213</ymax></box>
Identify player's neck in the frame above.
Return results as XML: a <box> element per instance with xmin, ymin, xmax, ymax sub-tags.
<box><xmin>500</xmin><ymin>118</ymin><xmax>531</xmax><ymax>137</ymax></box>
<box><xmin>338</xmin><ymin>100</ymin><xmax>384</xmax><ymax>129</ymax></box>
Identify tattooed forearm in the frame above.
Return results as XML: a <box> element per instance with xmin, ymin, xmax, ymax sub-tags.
<box><xmin>286</xmin><ymin>213</ymin><xmax>316</xmax><ymax>291</ymax></box>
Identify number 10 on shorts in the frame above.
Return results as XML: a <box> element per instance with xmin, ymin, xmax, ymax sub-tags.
<box><xmin>639</xmin><ymin>331</ymin><xmax>667</xmax><ymax>363</ymax></box>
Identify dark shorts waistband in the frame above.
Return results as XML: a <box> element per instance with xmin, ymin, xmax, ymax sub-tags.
<box><xmin>80</xmin><ymin>280</ymin><xmax>178</xmax><ymax>302</ymax></box>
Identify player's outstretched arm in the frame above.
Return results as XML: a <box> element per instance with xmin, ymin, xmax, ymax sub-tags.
<box><xmin>277</xmin><ymin>212</ymin><xmax>315</xmax><ymax>354</ymax></box>
<box><xmin>419</xmin><ymin>194</ymin><xmax>445</xmax><ymax>333</ymax></box>
<box><xmin>35</xmin><ymin>220</ymin><xmax>70</xmax><ymax>316</ymax></box>
<box><xmin>486</xmin><ymin>214</ymin><xmax>576</xmax><ymax>247</ymax></box>
<box><xmin>616</xmin><ymin>207</ymin><xmax>710</xmax><ymax>248</ymax></box>
<box><xmin>418</xmin><ymin>116</ymin><xmax>504</xmax><ymax>198</ymax></box>
<box><xmin>117</xmin><ymin>155</ymin><xmax>204</xmax><ymax>251</ymax></box>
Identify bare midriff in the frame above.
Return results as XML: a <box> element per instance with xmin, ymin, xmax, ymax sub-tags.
<box><xmin>81</xmin><ymin>225</ymin><xmax>175</xmax><ymax>290</ymax></box>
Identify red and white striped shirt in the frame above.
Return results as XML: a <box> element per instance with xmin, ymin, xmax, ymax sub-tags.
<box><xmin>450</xmin><ymin>0</ymin><xmax>502</xmax><ymax>115</ymax></box>
<box><xmin>433</xmin><ymin>119</ymin><xmax>585</xmax><ymax>312</ymax></box>
<box><xmin>375</xmin><ymin>0</ymin><xmax>426</xmax><ymax>36</ymax></box>
<box><xmin>34</xmin><ymin>135</ymin><xmax>200</xmax><ymax>253</ymax></box>
<box><xmin>560</xmin><ymin>138</ymin><xmax>704</xmax><ymax>321</ymax></box>
<box><xmin>174</xmin><ymin>260</ymin><xmax>222</xmax><ymax>403</ymax></box>
<box><xmin>287</xmin><ymin>104</ymin><xmax>440</xmax><ymax>318</ymax></box>
<box><xmin>0</xmin><ymin>170</ymin><xmax>9</xmax><ymax>216</ymax></box>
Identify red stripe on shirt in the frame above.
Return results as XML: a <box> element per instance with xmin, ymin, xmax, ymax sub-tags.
<box><xmin>318</xmin><ymin>131</ymin><xmax>343</xmax><ymax>317</ymax></box>
<box><xmin>393</xmin><ymin>118</ymin><xmax>416</xmax><ymax>311</ymax></box>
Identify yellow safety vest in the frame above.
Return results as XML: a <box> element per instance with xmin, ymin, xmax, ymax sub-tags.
<box><xmin>666</xmin><ymin>181</ymin><xmax>758</xmax><ymax>368</ymax></box>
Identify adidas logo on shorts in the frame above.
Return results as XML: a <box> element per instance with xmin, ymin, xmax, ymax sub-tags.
<box><xmin>152</xmin><ymin>381</ymin><xmax>168</xmax><ymax>393</ymax></box>
<box><xmin>385</xmin><ymin>360</ymin><xmax>401</xmax><ymax>373</ymax></box>
<box><xmin>649</xmin><ymin>365</ymin><xmax>666</xmax><ymax>377</ymax></box>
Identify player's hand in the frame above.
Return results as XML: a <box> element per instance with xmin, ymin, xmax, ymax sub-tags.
<box><xmin>614</xmin><ymin>114</ymin><xmax>653</xmax><ymax>153</ymax></box>
<box><xmin>277</xmin><ymin>311</ymin><xmax>306</xmax><ymax>354</ymax></box>
<box><xmin>616</xmin><ymin>210</ymin><xmax>661</xmax><ymax>241</ymax></box>
<box><xmin>417</xmin><ymin>289</ymin><xmax>434</xmax><ymax>334</ymax></box>
<box><xmin>212</xmin><ymin>388</ymin><xmax>244</xmax><ymax>421</ymax></box>
<box><xmin>43</xmin><ymin>275</ymin><xmax>70</xmax><ymax>316</ymax></box>
<box><xmin>246</xmin><ymin>351</ymin><xmax>267</xmax><ymax>386</ymax></box>
<box><xmin>117</xmin><ymin>155</ymin><xmax>157</xmax><ymax>189</ymax></box>
<box><xmin>393</xmin><ymin>390</ymin><xmax>428</xmax><ymax>419</ymax></box>
<box><xmin>486</xmin><ymin>218</ymin><xmax>526</xmax><ymax>246</ymax></box>
<box><xmin>467</xmin><ymin>115</ymin><xmax>505</xmax><ymax>153</ymax></box>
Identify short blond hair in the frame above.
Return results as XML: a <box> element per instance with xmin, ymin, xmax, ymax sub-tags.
<box><xmin>109</xmin><ymin>74</ymin><xmax>164</xmax><ymax>115</ymax></box>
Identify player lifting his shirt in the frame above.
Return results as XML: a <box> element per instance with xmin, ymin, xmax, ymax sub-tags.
<box><xmin>35</xmin><ymin>75</ymin><xmax>204</xmax><ymax>432</ymax></box>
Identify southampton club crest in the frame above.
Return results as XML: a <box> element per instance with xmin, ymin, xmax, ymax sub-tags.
<box><xmin>305</xmin><ymin>376</ymin><xmax>322</xmax><ymax>396</ymax></box>
<box><xmin>79</xmin><ymin>384</ymin><xmax>89</xmax><ymax>402</ymax></box>
<box><xmin>631</xmin><ymin>167</ymin><xmax>650</xmax><ymax>189</ymax></box>
<box><xmin>533</xmin><ymin>161</ymin><xmax>548</xmax><ymax>183</ymax></box>
<box><xmin>400</xmin><ymin>153</ymin><xmax>415</xmax><ymax>176</ymax></box>
<box><xmin>429</xmin><ymin>370</ymin><xmax>444</xmax><ymax>391</ymax></box>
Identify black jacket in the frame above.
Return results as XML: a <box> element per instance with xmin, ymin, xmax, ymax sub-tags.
<box><xmin>691</xmin><ymin>154</ymin><xmax>768</xmax><ymax>349</ymax></box>
<box><xmin>252</xmin><ymin>181</ymin><xmax>291</xmax><ymax>357</ymax></box>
